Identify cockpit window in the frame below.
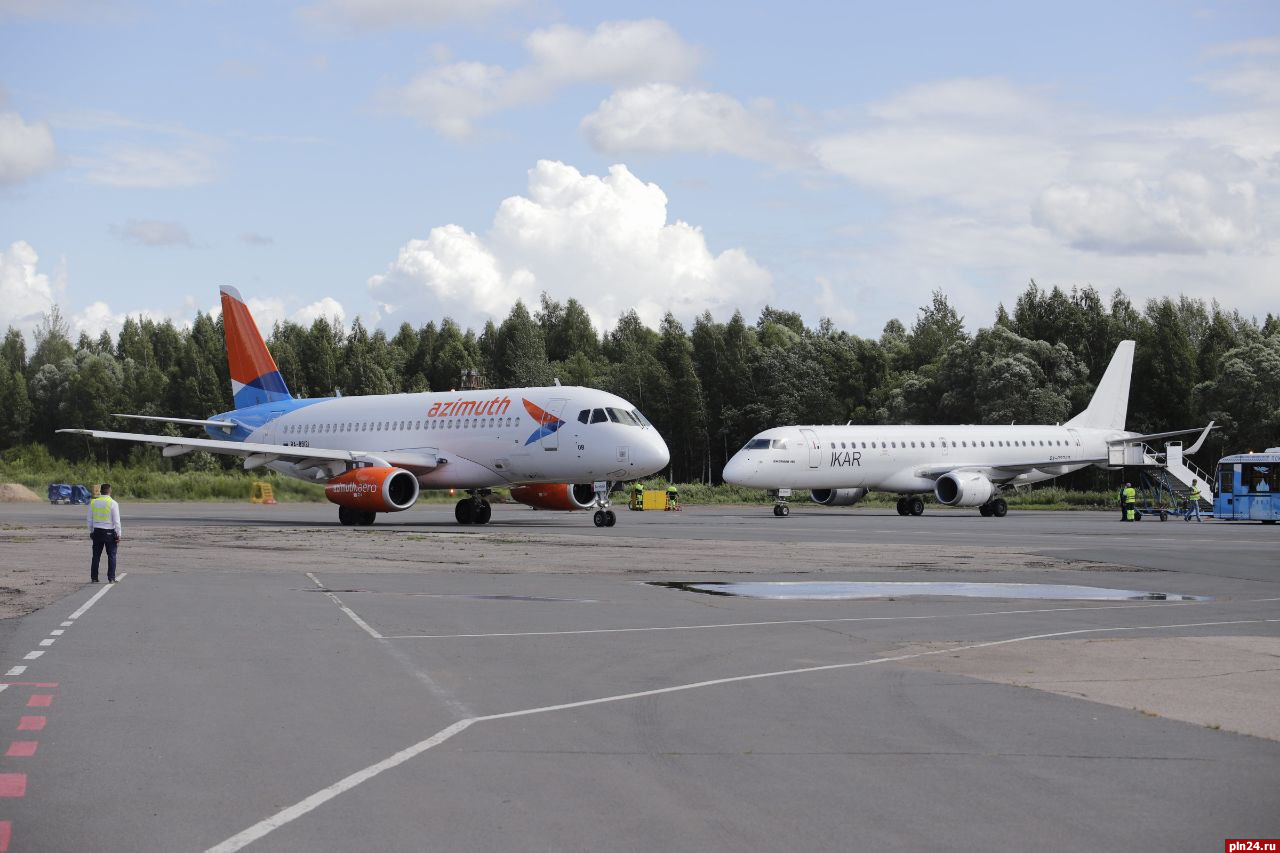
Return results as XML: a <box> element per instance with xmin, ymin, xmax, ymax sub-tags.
<box><xmin>606</xmin><ymin>408</ymin><xmax>639</xmax><ymax>425</ymax></box>
<box><xmin>631</xmin><ymin>409</ymin><xmax>652</xmax><ymax>427</ymax></box>
<box><xmin>744</xmin><ymin>438</ymin><xmax>771</xmax><ymax>450</ymax></box>
<box><xmin>578</xmin><ymin>409</ymin><xmax>589</xmax><ymax>424</ymax></box>
<box><xmin>590</xmin><ymin>408</ymin><xmax>608</xmax><ymax>424</ymax></box>
<box><xmin>771</xmin><ymin>439</ymin><xmax>788</xmax><ymax>449</ymax></box>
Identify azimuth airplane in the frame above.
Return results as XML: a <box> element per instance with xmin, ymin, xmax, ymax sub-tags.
<box><xmin>61</xmin><ymin>286</ymin><xmax>670</xmax><ymax>528</ymax></box>
<box><xmin>723</xmin><ymin>340</ymin><xmax>1211</xmax><ymax>518</ymax></box>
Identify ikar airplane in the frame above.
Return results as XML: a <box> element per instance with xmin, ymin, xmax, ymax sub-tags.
<box><xmin>723</xmin><ymin>340</ymin><xmax>1213</xmax><ymax>518</ymax></box>
<box><xmin>60</xmin><ymin>286</ymin><xmax>670</xmax><ymax>528</ymax></box>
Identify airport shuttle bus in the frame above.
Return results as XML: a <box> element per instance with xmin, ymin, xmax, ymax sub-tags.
<box><xmin>1214</xmin><ymin>449</ymin><xmax>1280</xmax><ymax>523</ymax></box>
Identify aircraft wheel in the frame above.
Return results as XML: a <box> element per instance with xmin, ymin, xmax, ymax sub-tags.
<box><xmin>780</xmin><ymin>505</ymin><xmax>790</xmax><ymax>517</ymax></box>
<box><xmin>896</xmin><ymin>498</ymin><xmax>908</xmax><ymax>516</ymax></box>
<box><xmin>338</xmin><ymin>506</ymin><xmax>356</xmax><ymax>526</ymax></box>
<box><xmin>991</xmin><ymin>498</ymin><xmax>1007</xmax><ymax>518</ymax></box>
<box><xmin>604</xmin><ymin>510</ymin><xmax>616</xmax><ymax>527</ymax></box>
<box><xmin>475</xmin><ymin>501</ymin><xmax>492</xmax><ymax>525</ymax></box>
<box><xmin>455</xmin><ymin>499</ymin><xmax>475</xmax><ymax>525</ymax></box>
<box><xmin>358</xmin><ymin>510</ymin><xmax>376</xmax><ymax>526</ymax></box>
<box><xmin>593</xmin><ymin>510</ymin><xmax>606</xmax><ymax>527</ymax></box>
<box><xmin>979</xmin><ymin>504</ymin><xmax>993</xmax><ymax>517</ymax></box>
<box><xmin>1159</xmin><ymin>510</ymin><xmax>1169</xmax><ymax>522</ymax></box>
<box><xmin>772</xmin><ymin>505</ymin><xmax>782</xmax><ymax>517</ymax></box>
<box><xmin>909</xmin><ymin>496</ymin><xmax>925</xmax><ymax>516</ymax></box>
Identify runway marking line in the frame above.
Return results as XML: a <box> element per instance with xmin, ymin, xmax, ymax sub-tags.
<box><xmin>207</xmin><ymin>616</ymin><xmax>1280</xmax><ymax>853</ymax></box>
<box><xmin>49</xmin><ymin>631</ymin><xmax>63</xmax><ymax>637</ymax></box>
<box><xmin>4</xmin><ymin>670</ymin><xmax>25</xmax><ymax>678</ymax></box>
<box><xmin>304</xmin><ymin>573</ymin><xmax>382</xmax><ymax>639</ymax></box>
<box><xmin>0</xmin><ymin>685</ymin><xmax>56</xmax><ymax>689</ymax></box>
<box><xmin>15</xmin><ymin>718</ymin><xmax>44</xmax><ymax>733</ymax></box>
<box><xmin>0</xmin><ymin>819</ymin><xmax>9</xmax><ymax>851</ymax></box>
<box><xmin>59</xmin><ymin>622</ymin><xmax>71</xmax><ymax>628</ymax></box>
<box><xmin>20</xmin><ymin>653</ymin><xmax>41</xmax><ymax>662</ymax></box>
<box><xmin>0</xmin><ymin>776</ymin><xmax>25</xmax><ymax>798</ymax></box>
<box><xmin>37</xmin><ymin>640</ymin><xmax>53</xmax><ymax>648</ymax></box>
<box><xmin>25</xmin><ymin>696</ymin><xmax>51</xmax><ymax>708</ymax></box>
<box><xmin>4</xmin><ymin>743</ymin><xmax>36</xmax><ymax>758</ymax></box>
<box><xmin>67</xmin><ymin>573</ymin><xmax>125</xmax><ymax>621</ymax></box>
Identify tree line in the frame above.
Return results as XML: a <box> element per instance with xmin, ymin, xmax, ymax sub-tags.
<box><xmin>2</xmin><ymin>282</ymin><xmax>1277</xmax><ymax>485</ymax></box>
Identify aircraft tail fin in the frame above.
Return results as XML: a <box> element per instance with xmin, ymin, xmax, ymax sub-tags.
<box><xmin>220</xmin><ymin>285</ymin><xmax>292</xmax><ymax>410</ymax></box>
<box><xmin>1065</xmin><ymin>340</ymin><xmax>1134</xmax><ymax>430</ymax></box>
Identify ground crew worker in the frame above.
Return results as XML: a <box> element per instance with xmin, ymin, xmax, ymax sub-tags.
<box><xmin>1122</xmin><ymin>482</ymin><xmax>1137</xmax><ymax>522</ymax></box>
<box><xmin>632</xmin><ymin>482</ymin><xmax>644</xmax><ymax>510</ymax></box>
<box><xmin>87</xmin><ymin>483</ymin><xmax>122</xmax><ymax>583</ymax></box>
<box><xmin>666</xmin><ymin>484</ymin><xmax>679</xmax><ymax>510</ymax></box>
<box><xmin>1118</xmin><ymin>483</ymin><xmax>1127</xmax><ymax>521</ymax></box>
<box><xmin>1185</xmin><ymin>479</ymin><xmax>1203</xmax><ymax>522</ymax></box>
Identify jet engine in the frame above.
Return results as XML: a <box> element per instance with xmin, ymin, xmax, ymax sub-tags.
<box><xmin>509</xmin><ymin>483</ymin><xmax>597</xmax><ymax>511</ymax></box>
<box><xmin>325</xmin><ymin>467</ymin><xmax>420</xmax><ymax>512</ymax></box>
<box><xmin>934</xmin><ymin>471</ymin><xmax>996</xmax><ymax>507</ymax></box>
<box><xmin>810</xmin><ymin>487</ymin><xmax>868</xmax><ymax>506</ymax></box>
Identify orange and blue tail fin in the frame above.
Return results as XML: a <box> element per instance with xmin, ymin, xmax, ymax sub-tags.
<box><xmin>220</xmin><ymin>285</ymin><xmax>293</xmax><ymax>410</ymax></box>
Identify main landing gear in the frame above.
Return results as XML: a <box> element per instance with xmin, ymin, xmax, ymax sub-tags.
<box><xmin>338</xmin><ymin>506</ymin><xmax>377</xmax><ymax>526</ymax></box>
<box><xmin>592</xmin><ymin>482</ymin><xmax>616</xmax><ymax>527</ymax></box>
<box><xmin>978</xmin><ymin>498</ymin><xmax>1008</xmax><ymax>518</ymax></box>
<box><xmin>769</xmin><ymin>489</ymin><xmax>791</xmax><ymax>517</ymax></box>
<box><xmin>895</xmin><ymin>496</ymin><xmax>925</xmax><ymax>516</ymax></box>
<box><xmin>455</xmin><ymin>491</ymin><xmax>493</xmax><ymax>525</ymax></box>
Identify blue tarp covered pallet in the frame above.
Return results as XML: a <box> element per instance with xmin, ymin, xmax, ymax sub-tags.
<box><xmin>47</xmin><ymin>483</ymin><xmax>72</xmax><ymax>504</ymax></box>
<box><xmin>70</xmin><ymin>485</ymin><xmax>92</xmax><ymax>504</ymax></box>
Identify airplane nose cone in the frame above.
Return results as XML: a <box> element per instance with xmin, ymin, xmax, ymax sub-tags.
<box><xmin>649</xmin><ymin>433</ymin><xmax>671</xmax><ymax>473</ymax></box>
<box><xmin>722</xmin><ymin>453</ymin><xmax>748</xmax><ymax>485</ymax></box>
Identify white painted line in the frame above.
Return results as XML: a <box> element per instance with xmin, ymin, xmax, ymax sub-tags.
<box><xmin>385</xmin><ymin>600</ymin><xmax>1210</xmax><ymax>639</ymax></box>
<box><xmin>5</xmin><ymin>667</ymin><xmax>25</xmax><ymax>677</ymax></box>
<box><xmin>50</xmin><ymin>630</ymin><xmax>64</xmax><ymax>636</ymax></box>
<box><xmin>206</xmin><ymin>616</ymin><xmax>1280</xmax><ymax>853</ymax></box>
<box><xmin>305</xmin><ymin>573</ymin><xmax>382</xmax><ymax>639</ymax></box>
<box><xmin>0</xmin><ymin>685</ymin><xmax>7</xmax><ymax>694</ymax></box>
<box><xmin>60</xmin><ymin>621</ymin><xmax>73</xmax><ymax>627</ymax></box>
<box><xmin>38</xmin><ymin>639</ymin><xmax>54</xmax><ymax>647</ymax></box>
<box><xmin>68</xmin><ymin>572</ymin><xmax>126</xmax><ymax>620</ymax></box>
<box><xmin>204</xmin><ymin>719</ymin><xmax>477</xmax><ymax>853</ymax></box>
<box><xmin>23</xmin><ymin>651</ymin><xmax>43</xmax><ymax>660</ymax></box>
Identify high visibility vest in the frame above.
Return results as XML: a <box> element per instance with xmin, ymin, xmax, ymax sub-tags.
<box><xmin>1190</xmin><ymin>487</ymin><xmax>1201</xmax><ymax>501</ymax></box>
<box><xmin>1123</xmin><ymin>487</ymin><xmax>1136</xmax><ymax>502</ymax></box>
<box><xmin>91</xmin><ymin>496</ymin><xmax>114</xmax><ymax>524</ymax></box>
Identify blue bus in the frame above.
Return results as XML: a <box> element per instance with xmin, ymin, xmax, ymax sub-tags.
<box><xmin>1215</xmin><ymin>448</ymin><xmax>1279</xmax><ymax>523</ymax></box>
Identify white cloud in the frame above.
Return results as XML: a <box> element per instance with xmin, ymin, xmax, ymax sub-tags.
<box><xmin>582</xmin><ymin>84</ymin><xmax>803</xmax><ymax>164</ymax></box>
<box><xmin>0</xmin><ymin>109</ymin><xmax>58</xmax><ymax>185</ymax></box>
<box><xmin>369</xmin><ymin>160</ymin><xmax>772</xmax><ymax>329</ymax></box>
<box><xmin>87</xmin><ymin>145</ymin><xmax>217</xmax><ymax>188</ymax></box>
<box><xmin>300</xmin><ymin>0</ymin><xmax>523</xmax><ymax>30</ymax></box>
<box><xmin>1203</xmin><ymin>35</ymin><xmax>1280</xmax><ymax>59</ymax></box>
<box><xmin>386</xmin><ymin>19</ymin><xmax>699</xmax><ymax>138</ymax></box>
<box><xmin>111</xmin><ymin>219</ymin><xmax>194</xmax><ymax>247</ymax></box>
<box><xmin>0</xmin><ymin>241</ymin><xmax>59</xmax><ymax>334</ymax></box>
<box><xmin>293</xmin><ymin>297</ymin><xmax>345</xmax><ymax>327</ymax></box>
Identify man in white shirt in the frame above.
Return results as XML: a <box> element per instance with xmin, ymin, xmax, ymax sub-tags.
<box><xmin>87</xmin><ymin>483</ymin><xmax>122</xmax><ymax>583</ymax></box>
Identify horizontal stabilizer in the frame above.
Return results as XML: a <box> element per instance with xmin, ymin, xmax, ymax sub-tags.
<box><xmin>1106</xmin><ymin>422</ymin><xmax>1217</xmax><ymax>447</ymax></box>
<box><xmin>112</xmin><ymin>413</ymin><xmax>237</xmax><ymax>433</ymax></box>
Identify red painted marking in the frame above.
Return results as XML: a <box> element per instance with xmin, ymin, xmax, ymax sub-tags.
<box><xmin>4</xmin><ymin>742</ymin><xmax>36</xmax><ymax>758</ymax></box>
<box><xmin>15</xmin><ymin>718</ymin><xmax>44</xmax><ymax>732</ymax></box>
<box><xmin>26</xmin><ymin>696</ymin><xmax>52</xmax><ymax>708</ymax></box>
<box><xmin>0</xmin><ymin>775</ymin><xmax>26</xmax><ymax>797</ymax></box>
<box><xmin>0</xmin><ymin>819</ymin><xmax>10</xmax><ymax>851</ymax></box>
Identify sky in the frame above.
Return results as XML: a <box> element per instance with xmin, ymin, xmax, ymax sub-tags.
<box><xmin>1</xmin><ymin>0</ymin><xmax>1277</xmax><ymax>343</ymax></box>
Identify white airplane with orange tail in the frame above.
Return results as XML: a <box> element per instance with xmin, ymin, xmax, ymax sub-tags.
<box><xmin>60</xmin><ymin>287</ymin><xmax>669</xmax><ymax>527</ymax></box>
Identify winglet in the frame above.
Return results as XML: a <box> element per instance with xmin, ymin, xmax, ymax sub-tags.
<box><xmin>1185</xmin><ymin>420</ymin><xmax>1216</xmax><ymax>455</ymax></box>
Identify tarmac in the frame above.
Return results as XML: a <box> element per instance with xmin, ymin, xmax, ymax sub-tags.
<box><xmin>0</xmin><ymin>501</ymin><xmax>1277</xmax><ymax>851</ymax></box>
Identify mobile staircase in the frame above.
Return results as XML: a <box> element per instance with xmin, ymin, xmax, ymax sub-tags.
<box><xmin>1111</xmin><ymin>429</ymin><xmax>1215</xmax><ymax>519</ymax></box>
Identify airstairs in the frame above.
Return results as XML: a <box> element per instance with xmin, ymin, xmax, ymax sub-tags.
<box><xmin>1110</xmin><ymin>439</ymin><xmax>1214</xmax><ymax>513</ymax></box>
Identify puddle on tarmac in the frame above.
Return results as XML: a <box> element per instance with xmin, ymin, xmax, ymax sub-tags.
<box><xmin>648</xmin><ymin>581</ymin><xmax>1211</xmax><ymax>602</ymax></box>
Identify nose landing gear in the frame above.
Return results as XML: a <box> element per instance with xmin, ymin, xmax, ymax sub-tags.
<box><xmin>592</xmin><ymin>481</ymin><xmax>616</xmax><ymax>527</ymax></box>
<box><xmin>769</xmin><ymin>488</ymin><xmax>791</xmax><ymax>517</ymax></box>
<box><xmin>455</xmin><ymin>491</ymin><xmax>493</xmax><ymax>525</ymax></box>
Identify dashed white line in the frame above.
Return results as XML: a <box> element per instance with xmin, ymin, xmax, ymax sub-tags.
<box><xmin>5</xmin><ymin>667</ymin><xmax>25</xmax><ymax>677</ymax></box>
<box><xmin>22</xmin><ymin>652</ymin><xmax>43</xmax><ymax>660</ymax></box>
<box><xmin>49</xmin><ymin>630</ymin><xmax>64</xmax><ymax>636</ymax></box>
<box><xmin>205</xmin><ymin>616</ymin><xmax>1280</xmax><ymax>853</ymax></box>
<box><xmin>68</xmin><ymin>573</ymin><xmax>126</xmax><ymax>620</ymax></box>
<box><xmin>38</xmin><ymin>640</ymin><xmax>54</xmax><ymax>647</ymax></box>
<box><xmin>60</xmin><ymin>622</ymin><xmax>72</xmax><ymax>627</ymax></box>
<box><xmin>305</xmin><ymin>573</ymin><xmax>382</xmax><ymax>639</ymax></box>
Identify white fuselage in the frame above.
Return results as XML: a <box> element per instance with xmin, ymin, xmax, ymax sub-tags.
<box><xmin>232</xmin><ymin>386</ymin><xmax>670</xmax><ymax>488</ymax></box>
<box><xmin>723</xmin><ymin>423</ymin><xmax>1131</xmax><ymax>493</ymax></box>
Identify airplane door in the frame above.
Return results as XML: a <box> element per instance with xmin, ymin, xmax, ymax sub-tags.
<box><xmin>541</xmin><ymin>398</ymin><xmax>568</xmax><ymax>451</ymax></box>
<box><xmin>800</xmin><ymin>428</ymin><xmax>821</xmax><ymax>468</ymax></box>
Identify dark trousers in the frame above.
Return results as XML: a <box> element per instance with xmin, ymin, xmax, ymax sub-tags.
<box><xmin>91</xmin><ymin>529</ymin><xmax>118</xmax><ymax>581</ymax></box>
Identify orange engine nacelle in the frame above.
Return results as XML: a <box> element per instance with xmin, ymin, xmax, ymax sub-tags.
<box><xmin>508</xmin><ymin>483</ymin><xmax>597</xmax><ymax>511</ymax></box>
<box><xmin>325</xmin><ymin>467</ymin><xmax>420</xmax><ymax>512</ymax></box>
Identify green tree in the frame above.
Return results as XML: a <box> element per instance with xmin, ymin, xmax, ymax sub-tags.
<box><xmin>493</xmin><ymin>301</ymin><xmax>550</xmax><ymax>387</ymax></box>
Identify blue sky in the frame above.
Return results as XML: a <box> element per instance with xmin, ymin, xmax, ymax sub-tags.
<box><xmin>1</xmin><ymin>0</ymin><xmax>1277</xmax><ymax>341</ymax></box>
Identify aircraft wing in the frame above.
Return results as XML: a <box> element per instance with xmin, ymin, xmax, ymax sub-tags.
<box><xmin>57</xmin><ymin>429</ymin><xmax>439</xmax><ymax>473</ymax></box>
<box><xmin>914</xmin><ymin>458</ymin><xmax>1106</xmax><ymax>480</ymax></box>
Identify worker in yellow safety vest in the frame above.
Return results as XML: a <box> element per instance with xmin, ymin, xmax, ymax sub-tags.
<box><xmin>1122</xmin><ymin>482</ymin><xmax>1137</xmax><ymax>522</ymax></box>
<box><xmin>1185</xmin><ymin>479</ymin><xmax>1203</xmax><ymax>523</ymax></box>
<box><xmin>632</xmin><ymin>482</ymin><xmax>644</xmax><ymax>510</ymax></box>
<box><xmin>87</xmin><ymin>483</ymin><xmax>122</xmax><ymax>583</ymax></box>
<box><xmin>666</xmin><ymin>484</ymin><xmax>679</xmax><ymax>510</ymax></box>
